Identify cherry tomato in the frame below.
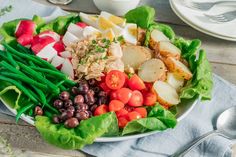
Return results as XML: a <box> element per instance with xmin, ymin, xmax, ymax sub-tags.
<box><xmin>128</xmin><ymin>90</ymin><xmax>143</xmax><ymax>107</ymax></box>
<box><xmin>124</xmin><ymin>105</ymin><xmax>134</xmax><ymax>112</ymax></box>
<box><xmin>143</xmin><ymin>92</ymin><xmax>157</xmax><ymax>106</ymax></box>
<box><xmin>128</xmin><ymin>74</ymin><xmax>146</xmax><ymax>91</ymax></box>
<box><xmin>115</xmin><ymin>88</ymin><xmax>132</xmax><ymax>104</ymax></box>
<box><xmin>123</xmin><ymin>73</ymin><xmax>129</xmax><ymax>87</ymax></box>
<box><xmin>118</xmin><ymin>116</ymin><xmax>129</xmax><ymax>128</ymax></box>
<box><xmin>110</xmin><ymin>90</ymin><xmax>118</xmax><ymax>100</ymax></box>
<box><xmin>144</xmin><ymin>82</ymin><xmax>153</xmax><ymax>91</ymax></box>
<box><xmin>133</xmin><ymin>108</ymin><xmax>147</xmax><ymax>118</ymax></box>
<box><xmin>127</xmin><ymin>111</ymin><xmax>142</xmax><ymax>121</ymax></box>
<box><xmin>109</xmin><ymin>100</ymin><xmax>124</xmax><ymax>112</ymax></box>
<box><xmin>116</xmin><ymin>108</ymin><xmax>128</xmax><ymax>117</ymax></box>
<box><xmin>94</xmin><ymin>104</ymin><xmax>108</xmax><ymax>116</ymax></box>
<box><xmin>99</xmin><ymin>82</ymin><xmax>111</xmax><ymax>93</ymax></box>
<box><xmin>105</xmin><ymin>70</ymin><xmax>126</xmax><ymax>90</ymax></box>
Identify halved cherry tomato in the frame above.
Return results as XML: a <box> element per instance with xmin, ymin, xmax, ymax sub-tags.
<box><xmin>105</xmin><ymin>70</ymin><xmax>126</xmax><ymax>90</ymax></box>
<box><xmin>115</xmin><ymin>88</ymin><xmax>132</xmax><ymax>104</ymax></box>
<box><xmin>127</xmin><ymin>111</ymin><xmax>142</xmax><ymax>121</ymax></box>
<box><xmin>133</xmin><ymin>108</ymin><xmax>147</xmax><ymax>118</ymax></box>
<box><xmin>109</xmin><ymin>100</ymin><xmax>124</xmax><ymax>112</ymax></box>
<box><xmin>110</xmin><ymin>90</ymin><xmax>118</xmax><ymax>100</ymax></box>
<box><xmin>118</xmin><ymin>116</ymin><xmax>129</xmax><ymax>128</ymax></box>
<box><xmin>128</xmin><ymin>74</ymin><xmax>146</xmax><ymax>91</ymax></box>
<box><xmin>143</xmin><ymin>92</ymin><xmax>157</xmax><ymax>106</ymax></box>
<box><xmin>123</xmin><ymin>73</ymin><xmax>129</xmax><ymax>87</ymax></box>
<box><xmin>128</xmin><ymin>90</ymin><xmax>143</xmax><ymax>107</ymax></box>
<box><xmin>144</xmin><ymin>82</ymin><xmax>153</xmax><ymax>91</ymax></box>
<box><xmin>124</xmin><ymin>105</ymin><xmax>134</xmax><ymax>112</ymax></box>
<box><xmin>94</xmin><ymin>104</ymin><xmax>108</xmax><ymax>116</ymax></box>
<box><xmin>99</xmin><ymin>82</ymin><xmax>111</xmax><ymax>93</ymax></box>
<box><xmin>116</xmin><ymin>108</ymin><xmax>128</xmax><ymax>117</ymax></box>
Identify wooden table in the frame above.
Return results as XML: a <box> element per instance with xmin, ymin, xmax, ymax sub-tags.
<box><xmin>0</xmin><ymin>0</ymin><xmax>236</xmax><ymax>156</ymax></box>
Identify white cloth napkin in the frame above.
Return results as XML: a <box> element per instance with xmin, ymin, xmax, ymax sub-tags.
<box><xmin>0</xmin><ymin>1</ymin><xmax>235</xmax><ymax>156</ymax></box>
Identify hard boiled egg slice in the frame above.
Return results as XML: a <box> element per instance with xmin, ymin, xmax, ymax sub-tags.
<box><xmin>102</xmin><ymin>29</ymin><xmax>115</xmax><ymax>41</ymax></box>
<box><xmin>79</xmin><ymin>12</ymin><xmax>98</xmax><ymax>28</ymax></box>
<box><xmin>83</xmin><ymin>26</ymin><xmax>101</xmax><ymax>38</ymax></box>
<box><xmin>67</xmin><ymin>23</ymin><xmax>84</xmax><ymax>38</ymax></box>
<box><xmin>100</xmin><ymin>11</ymin><xmax>126</xmax><ymax>27</ymax></box>
<box><xmin>122</xmin><ymin>23</ymin><xmax>138</xmax><ymax>45</ymax></box>
<box><xmin>97</xmin><ymin>16</ymin><xmax>123</xmax><ymax>36</ymax></box>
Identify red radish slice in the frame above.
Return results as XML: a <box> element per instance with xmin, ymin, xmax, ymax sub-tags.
<box><xmin>62</xmin><ymin>31</ymin><xmax>79</xmax><ymax>46</ymax></box>
<box><xmin>15</xmin><ymin>20</ymin><xmax>36</xmax><ymax>38</ymax></box>
<box><xmin>39</xmin><ymin>31</ymin><xmax>60</xmax><ymax>42</ymax></box>
<box><xmin>51</xmin><ymin>55</ymin><xmax>65</xmax><ymax>70</ymax></box>
<box><xmin>76</xmin><ymin>22</ymin><xmax>88</xmax><ymax>28</ymax></box>
<box><xmin>59</xmin><ymin>51</ymin><xmax>72</xmax><ymax>59</ymax></box>
<box><xmin>61</xmin><ymin>59</ymin><xmax>74</xmax><ymax>79</ymax></box>
<box><xmin>67</xmin><ymin>23</ymin><xmax>84</xmax><ymax>38</ymax></box>
<box><xmin>53</xmin><ymin>41</ymin><xmax>65</xmax><ymax>53</ymax></box>
<box><xmin>36</xmin><ymin>44</ymin><xmax>57</xmax><ymax>62</ymax></box>
<box><xmin>31</xmin><ymin>36</ymin><xmax>55</xmax><ymax>54</ymax></box>
<box><xmin>17</xmin><ymin>34</ymin><xmax>33</xmax><ymax>46</ymax></box>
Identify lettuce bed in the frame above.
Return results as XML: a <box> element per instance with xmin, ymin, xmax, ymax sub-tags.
<box><xmin>0</xmin><ymin>6</ymin><xmax>213</xmax><ymax>149</ymax></box>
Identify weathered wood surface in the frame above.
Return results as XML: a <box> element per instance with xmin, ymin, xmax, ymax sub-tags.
<box><xmin>0</xmin><ymin>0</ymin><xmax>235</xmax><ymax>156</ymax></box>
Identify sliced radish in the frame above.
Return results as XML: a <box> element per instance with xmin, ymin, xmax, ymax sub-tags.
<box><xmin>36</xmin><ymin>44</ymin><xmax>57</xmax><ymax>62</ymax></box>
<box><xmin>67</xmin><ymin>23</ymin><xmax>84</xmax><ymax>38</ymax></box>
<box><xmin>62</xmin><ymin>31</ymin><xmax>79</xmax><ymax>46</ymax></box>
<box><xmin>53</xmin><ymin>41</ymin><xmax>65</xmax><ymax>53</ymax></box>
<box><xmin>15</xmin><ymin>20</ymin><xmax>36</xmax><ymax>38</ymax></box>
<box><xmin>59</xmin><ymin>51</ymin><xmax>72</xmax><ymax>59</ymax></box>
<box><xmin>39</xmin><ymin>31</ymin><xmax>60</xmax><ymax>42</ymax></box>
<box><xmin>61</xmin><ymin>59</ymin><xmax>74</xmax><ymax>79</ymax></box>
<box><xmin>76</xmin><ymin>22</ymin><xmax>88</xmax><ymax>28</ymax></box>
<box><xmin>31</xmin><ymin>36</ymin><xmax>55</xmax><ymax>54</ymax></box>
<box><xmin>51</xmin><ymin>55</ymin><xmax>65</xmax><ymax>70</ymax></box>
<box><xmin>17</xmin><ymin>34</ymin><xmax>33</xmax><ymax>46</ymax></box>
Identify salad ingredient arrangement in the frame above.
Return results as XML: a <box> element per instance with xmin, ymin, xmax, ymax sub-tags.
<box><xmin>0</xmin><ymin>5</ymin><xmax>213</xmax><ymax>150</ymax></box>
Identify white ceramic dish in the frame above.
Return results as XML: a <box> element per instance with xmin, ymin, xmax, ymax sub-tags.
<box><xmin>169</xmin><ymin>0</ymin><xmax>236</xmax><ymax>41</ymax></box>
<box><xmin>1</xmin><ymin>96</ymin><xmax>199</xmax><ymax>142</ymax></box>
<box><xmin>93</xmin><ymin>0</ymin><xmax>140</xmax><ymax>16</ymax></box>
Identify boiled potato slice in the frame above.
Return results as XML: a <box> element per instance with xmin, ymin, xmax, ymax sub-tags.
<box><xmin>164</xmin><ymin>57</ymin><xmax>193</xmax><ymax>80</ymax></box>
<box><xmin>150</xmin><ymin>29</ymin><xmax>170</xmax><ymax>49</ymax></box>
<box><xmin>121</xmin><ymin>45</ymin><xmax>153</xmax><ymax>71</ymax></box>
<box><xmin>138</xmin><ymin>59</ymin><xmax>166</xmax><ymax>82</ymax></box>
<box><xmin>153</xmin><ymin>81</ymin><xmax>180</xmax><ymax>106</ymax></box>
<box><xmin>167</xmin><ymin>72</ymin><xmax>184</xmax><ymax>91</ymax></box>
<box><xmin>157</xmin><ymin>41</ymin><xmax>181</xmax><ymax>60</ymax></box>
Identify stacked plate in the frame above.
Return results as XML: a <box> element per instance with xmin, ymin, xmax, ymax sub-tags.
<box><xmin>170</xmin><ymin>0</ymin><xmax>236</xmax><ymax>41</ymax></box>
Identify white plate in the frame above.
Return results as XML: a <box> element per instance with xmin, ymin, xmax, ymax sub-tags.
<box><xmin>1</xmin><ymin>97</ymin><xmax>199</xmax><ymax>142</ymax></box>
<box><xmin>170</xmin><ymin>0</ymin><xmax>236</xmax><ymax>41</ymax></box>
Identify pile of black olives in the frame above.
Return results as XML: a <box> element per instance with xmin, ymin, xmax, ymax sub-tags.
<box><xmin>52</xmin><ymin>79</ymin><xmax>109</xmax><ymax>128</ymax></box>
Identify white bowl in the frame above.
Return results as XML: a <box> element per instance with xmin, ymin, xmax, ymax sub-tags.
<box><xmin>93</xmin><ymin>0</ymin><xmax>140</xmax><ymax>16</ymax></box>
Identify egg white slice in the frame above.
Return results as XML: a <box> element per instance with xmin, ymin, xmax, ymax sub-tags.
<box><xmin>122</xmin><ymin>23</ymin><xmax>138</xmax><ymax>45</ymax></box>
<box><xmin>100</xmin><ymin>11</ymin><xmax>126</xmax><ymax>27</ymax></box>
<box><xmin>102</xmin><ymin>29</ymin><xmax>115</xmax><ymax>41</ymax></box>
<box><xmin>79</xmin><ymin>12</ymin><xmax>98</xmax><ymax>28</ymax></box>
<box><xmin>83</xmin><ymin>26</ymin><xmax>102</xmax><ymax>38</ymax></box>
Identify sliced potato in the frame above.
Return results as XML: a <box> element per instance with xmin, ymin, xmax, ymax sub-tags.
<box><xmin>150</xmin><ymin>29</ymin><xmax>170</xmax><ymax>49</ymax></box>
<box><xmin>153</xmin><ymin>81</ymin><xmax>180</xmax><ymax>106</ymax></box>
<box><xmin>121</xmin><ymin>45</ymin><xmax>153</xmax><ymax>71</ymax></box>
<box><xmin>137</xmin><ymin>27</ymin><xmax>146</xmax><ymax>45</ymax></box>
<box><xmin>138</xmin><ymin>59</ymin><xmax>166</xmax><ymax>82</ymax></box>
<box><xmin>166</xmin><ymin>72</ymin><xmax>184</xmax><ymax>91</ymax></box>
<box><xmin>164</xmin><ymin>57</ymin><xmax>193</xmax><ymax>80</ymax></box>
<box><xmin>156</xmin><ymin>41</ymin><xmax>181</xmax><ymax>60</ymax></box>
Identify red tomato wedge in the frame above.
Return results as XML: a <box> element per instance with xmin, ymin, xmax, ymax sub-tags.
<box><xmin>128</xmin><ymin>74</ymin><xmax>146</xmax><ymax>91</ymax></box>
<box><xmin>143</xmin><ymin>91</ymin><xmax>157</xmax><ymax>106</ymax></box>
<box><xmin>94</xmin><ymin>104</ymin><xmax>108</xmax><ymax>116</ymax></box>
<box><xmin>105</xmin><ymin>70</ymin><xmax>125</xmax><ymax>90</ymax></box>
<box><xmin>115</xmin><ymin>88</ymin><xmax>132</xmax><ymax>104</ymax></box>
<box><xmin>133</xmin><ymin>108</ymin><xmax>147</xmax><ymax>118</ymax></box>
<box><xmin>128</xmin><ymin>90</ymin><xmax>143</xmax><ymax>107</ymax></box>
<box><xmin>109</xmin><ymin>100</ymin><xmax>124</xmax><ymax>112</ymax></box>
<box><xmin>127</xmin><ymin>111</ymin><xmax>142</xmax><ymax>121</ymax></box>
<box><xmin>116</xmin><ymin>108</ymin><xmax>128</xmax><ymax>117</ymax></box>
<box><xmin>99</xmin><ymin>82</ymin><xmax>111</xmax><ymax>93</ymax></box>
<box><xmin>118</xmin><ymin>116</ymin><xmax>129</xmax><ymax>128</ymax></box>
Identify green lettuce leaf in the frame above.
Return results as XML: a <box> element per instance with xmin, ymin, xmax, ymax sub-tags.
<box><xmin>35</xmin><ymin>112</ymin><xmax>118</xmax><ymax>149</ymax></box>
<box><xmin>39</xmin><ymin>14</ymin><xmax>81</xmax><ymax>35</ymax></box>
<box><xmin>122</xmin><ymin>104</ymin><xmax>177</xmax><ymax>135</ymax></box>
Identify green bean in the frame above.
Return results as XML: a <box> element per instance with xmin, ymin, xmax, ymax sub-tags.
<box><xmin>44</xmin><ymin>103</ymin><xmax>59</xmax><ymax>114</ymax></box>
<box><xmin>0</xmin><ymin>75</ymin><xmax>38</xmax><ymax>103</ymax></box>
<box><xmin>59</xmin><ymin>84</ymin><xmax>66</xmax><ymax>91</ymax></box>
<box><xmin>44</xmin><ymin>111</ymin><xmax>53</xmax><ymax>118</ymax></box>
<box><xmin>28</xmin><ymin>108</ymin><xmax>34</xmax><ymax>117</ymax></box>
<box><xmin>56</xmin><ymin>80</ymin><xmax>65</xmax><ymax>87</ymax></box>
<box><xmin>16</xmin><ymin>103</ymin><xmax>35</xmax><ymax>123</ymax></box>
<box><xmin>64</xmin><ymin>79</ymin><xmax>77</xmax><ymax>86</ymax></box>
<box><xmin>46</xmin><ymin>94</ymin><xmax>55</xmax><ymax>103</ymax></box>
<box><xmin>17</xmin><ymin>62</ymin><xmax>60</xmax><ymax>94</ymax></box>
<box><xmin>11</xmin><ymin>53</ymin><xmax>28</xmax><ymax>64</ymax></box>
<box><xmin>1</xmin><ymin>72</ymin><xmax>48</xmax><ymax>91</ymax></box>
<box><xmin>0</xmin><ymin>61</ymin><xmax>24</xmax><ymax>75</ymax></box>
<box><xmin>29</xmin><ymin>66</ymin><xmax>66</xmax><ymax>80</ymax></box>
<box><xmin>5</xmin><ymin>51</ymin><xmax>18</xmax><ymax>68</ymax></box>
<box><xmin>31</xmin><ymin>85</ymin><xmax>47</xmax><ymax>105</ymax></box>
<box><xmin>17</xmin><ymin>44</ymin><xmax>33</xmax><ymax>55</ymax></box>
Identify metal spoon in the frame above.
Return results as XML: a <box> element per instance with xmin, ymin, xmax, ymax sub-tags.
<box><xmin>172</xmin><ymin>106</ymin><xmax>236</xmax><ymax>157</ymax></box>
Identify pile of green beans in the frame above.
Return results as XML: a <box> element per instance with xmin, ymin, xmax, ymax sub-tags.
<box><xmin>0</xmin><ymin>43</ymin><xmax>76</xmax><ymax>122</ymax></box>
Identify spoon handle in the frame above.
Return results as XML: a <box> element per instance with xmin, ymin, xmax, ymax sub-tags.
<box><xmin>171</xmin><ymin>130</ymin><xmax>219</xmax><ymax>157</ymax></box>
